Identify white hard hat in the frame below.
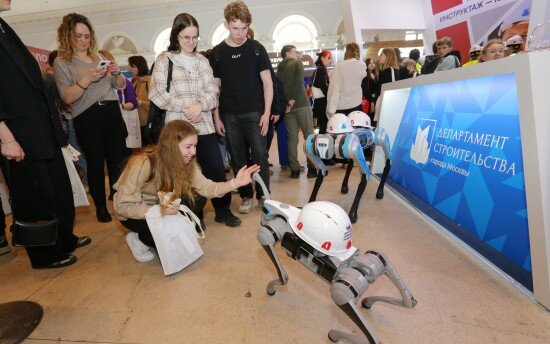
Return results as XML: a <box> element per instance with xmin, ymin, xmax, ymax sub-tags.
<box><xmin>327</xmin><ymin>113</ymin><xmax>353</xmax><ymax>134</ymax></box>
<box><xmin>469</xmin><ymin>44</ymin><xmax>482</xmax><ymax>53</ymax></box>
<box><xmin>288</xmin><ymin>201</ymin><xmax>357</xmax><ymax>261</ymax></box>
<box><xmin>506</xmin><ymin>35</ymin><xmax>523</xmax><ymax>47</ymax></box>
<box><xmin>348</xmin><ymin>111</ymin><xmax>372</xmax><ymax>128</ymax></box>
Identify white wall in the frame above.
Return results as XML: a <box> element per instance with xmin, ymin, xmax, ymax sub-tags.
<box><xmin>340</xmin><ymin>0</ymin><xmax>426</xmax><ymax>44</ymax></box>
<box><xmin>4</xmin><ymin>0</ymin><xmax>343</xmax><ymax>65</ymax></box>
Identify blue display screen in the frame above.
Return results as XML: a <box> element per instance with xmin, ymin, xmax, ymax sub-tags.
<box><xmin>388</xmin><ymin>73</ymin><xmax>531</xmax><ymax>280</ymax></box>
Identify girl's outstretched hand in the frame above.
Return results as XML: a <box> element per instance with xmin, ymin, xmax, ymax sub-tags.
<box><xmin>234</xmin><ymin>164</ymin><xmax>261</xmax><ymax>187</ymax></box>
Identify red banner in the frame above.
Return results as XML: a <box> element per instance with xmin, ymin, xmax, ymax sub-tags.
<box><xmin>26</xmin><ymin>46</ymin><xmax>51</xmax><ymax>72</ymax></box>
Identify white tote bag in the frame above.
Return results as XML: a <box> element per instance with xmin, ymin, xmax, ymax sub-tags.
<box><xmin>120</xmin><ymin>92</ymin><xmax>142</xmax><ymax>148</ymax></box>
<box><xmin>61</xmin><ymin>145</ymin><xmax>90</xmax><ymax>207</ymax></box>
<box><xmin>145</xmin><ymin>204</ymin><xmax>205</xmax><ymax>276</ymax></box>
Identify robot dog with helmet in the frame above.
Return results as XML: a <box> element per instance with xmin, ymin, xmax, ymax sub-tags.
<box><xmin>254</xmin><ymin>174</ymin><xmax>416</xmax><ymax>344</ymax></box>
<box><xmin>305</xmin><ymin>111</ymin><xmax>393</xmax><ymax>223</ymax></box>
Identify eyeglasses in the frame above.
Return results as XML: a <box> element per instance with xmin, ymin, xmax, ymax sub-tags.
<box><xmin>178</xmin><ymin>34</ymin><xmax>200</xmax><ymax>42</ymax></box>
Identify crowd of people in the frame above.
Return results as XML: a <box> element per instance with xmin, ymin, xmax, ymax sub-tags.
<box><xmin>0</xmin><ymin>0</ymin><xmax>528</xmax><ymax>267</ymax></box>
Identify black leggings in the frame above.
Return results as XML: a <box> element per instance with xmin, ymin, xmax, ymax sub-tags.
<box><xmin>73</xmin><ymin>101</ymin><xmax>131</xmax><ymax>209</ymax></box>
<box><xmin>120</xmin><ymin>196</ymin><xmax>207</xmax><ymax>247</ymax></box>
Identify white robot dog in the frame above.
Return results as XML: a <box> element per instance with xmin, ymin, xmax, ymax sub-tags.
<box><xmin>305</xmin><ymin>111</ymin><xmax>393</xmax><ymax>223</ymax></box>
<box><xmin>254</xmin><ymin>174</ymin><xmax>416</xmax><ymax>344</ymax></box>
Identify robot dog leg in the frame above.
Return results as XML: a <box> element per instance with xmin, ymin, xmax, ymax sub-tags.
<box><xmin>344</xmin><ymin>134</ymin><xmax>370</xmax><ymax>224</ymax></box>
<box><xmin>373</xmin><ymin>127</ymin><xmax>392</xmax><ymax>200</ymax></box>
<box><xmin>305</xmin><ymin>134</ymin><xmax>329</xmax><ymax>202</ymax></box>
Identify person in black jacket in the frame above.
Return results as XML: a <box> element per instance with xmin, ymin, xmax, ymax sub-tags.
<box><xmin>361</xmin><ymin>57</ymin><xmax>378</xmax><ymax>123</ymax></box>
<box><xmin>0</xmin><ymin>3</ymin><xmax>90</xmax><ymax>268</ymax></box>
<box><xmin>312</xmin><ymin>50</ymin><xmax>332</xmax><ymax>134</ymax></box>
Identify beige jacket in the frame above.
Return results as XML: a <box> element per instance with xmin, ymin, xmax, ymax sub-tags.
<box><xmin>113</xmin><ymin>155</ymin><xmax>227</xmax><ymax>220</ymax></box>
<box><xmin>132</xmin><ymin>76</ymin><xmax>151</xmax><ymax>126</ymax></box>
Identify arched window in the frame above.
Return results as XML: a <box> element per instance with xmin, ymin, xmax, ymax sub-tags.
<box><xmin>154</xmin><ymin>28</ymin><xmax>171</xmax><ymax>57</ymax></box>
<box><xmin>212</xmin><ymin>24</ymin><xmax>229</xmax><ymax>47</ymax></box>
<box><xmin>273</xmin><ymin>15</ymin><xmax>318</xmax><ymax>52</ymax></box>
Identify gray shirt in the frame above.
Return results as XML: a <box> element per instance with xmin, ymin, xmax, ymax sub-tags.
<box><xmin>53</xmin><ymin>55</ymin><xmax>120</xmax><ymax>118</ymax></box>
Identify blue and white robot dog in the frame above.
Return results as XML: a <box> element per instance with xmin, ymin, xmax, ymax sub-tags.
<box><xmin>304</xmin><ymin>111</ymin><xmax>393</xmax><ymax>223</ymax></box>
<box><xmin>254</xmin><ymin>174</ymin><xmax>416</xmax><ymax>344</ymax></box>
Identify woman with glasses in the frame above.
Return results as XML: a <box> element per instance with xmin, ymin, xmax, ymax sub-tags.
<box><xmin>149</xmin><ymin>13</ymin><xmax>241</xmax><ymax>228</ymax></box>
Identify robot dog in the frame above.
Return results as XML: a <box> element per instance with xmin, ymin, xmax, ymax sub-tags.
<box><xmin>254</xmin><ymin>174</ymin><xmax>416</xmax><ymax>344</ymax></box>
<box><xmin>305</xmin><ymin>111</ymin><xmax>393</xmax><ymax>223</ymax></box>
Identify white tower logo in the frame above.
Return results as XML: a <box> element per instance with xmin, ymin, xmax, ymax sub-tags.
<box><xmin>410</xmin><ymin>119</ymin><xmax>436</xmax><ymax>164</ymax></box>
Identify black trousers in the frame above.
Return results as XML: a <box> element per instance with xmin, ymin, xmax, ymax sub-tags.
<box><xmin>337</xmin><ymin>104</ymin><xmax>363</xmax><ymax>116</ymax></box>
<box><xmin>120</xmin><ymin>196</ymin><xmax>207</xmax><ymax>247</ymax></box>
<box><xmin>0</xmin><ymin>156</ymin><xmax>8</xmax><ymax>239</ymax></box>
<box><xmin>8</xmin><ymin>149</ymin><xmax>78</xmax><ymax>267</ymax></box>
<box><xmin>313</xmin><ymin>98</ymin><xmax>328</xmax><ymax>134</ymax></box>
<box><xmin>73</xmin><ymin>101</ymin><xmax>131</xmax><ymax>209</ymax></box>
<box><xmin>222</xmin><ymin>112</ymin><xmax>270</xmax><ymax>200</ymax></box>
<box><xmin>196</xmin><ymin>133</ymin><xmax>232</xmax><ymax>219</ymax></box>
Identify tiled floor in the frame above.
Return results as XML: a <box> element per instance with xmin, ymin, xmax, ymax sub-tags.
<box><xmin>1</xmin><ymin>149</ymin><xmax>550</xmax><ymax>343</ymax></box>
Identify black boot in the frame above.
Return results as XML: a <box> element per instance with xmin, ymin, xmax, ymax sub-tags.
<box><xmin>96</xmin><ymin>207</ymin><xmax>112</xmax><ymax>223</ymax></box>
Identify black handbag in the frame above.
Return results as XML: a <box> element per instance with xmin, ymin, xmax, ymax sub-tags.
<box><xmin>144</xmin><ymin>59</ymin><xmax>173</xmax><ymax>145</ymax></box>
<box><xmin>7</xmin><ymin>162</ymin><xmax>59</xmax><ymax>247</ymax></box>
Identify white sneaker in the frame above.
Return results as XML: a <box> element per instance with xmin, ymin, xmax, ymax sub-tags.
<box><xmin>125</xmin><ymin>233</ymin><xmax>155</xmax><ymax>262</ymax></box>
<box><xmin>238</xmin><ymin>197</ymin><xmax>253</xmax><ymax>214</ymax></box>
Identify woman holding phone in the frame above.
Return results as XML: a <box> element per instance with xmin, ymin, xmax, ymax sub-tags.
<box><xmin>54</xmin><ymin>13</ymin><xmax>131</xmax><ymax>223</ymax></box>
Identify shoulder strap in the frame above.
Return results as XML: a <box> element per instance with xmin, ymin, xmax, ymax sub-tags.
<box><xmin>179</xmin><ymin>204</ymin><xmax>205</xmax><ymax>239</ymax></box>
<box><xmin>214</xmin><ymin>45</ymin><xmax>221</xmax><ymax>62</ymax></box>
<box><xmin>166</xmin><ymin>59</ymin><xmax>173</xmax><ymax>93</ymax></box>
<box><xmin>391</xmin><ymin>68</ymin><xmax>395</xmax><ymax>82</ymax></box>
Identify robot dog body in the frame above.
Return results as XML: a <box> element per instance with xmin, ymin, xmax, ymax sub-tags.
<box><xmin>305</xmin><ymin>112</ymin><xmax>393</xmax><ymax>223</ymax></box>
<box><xmin>256</xmin><ymin>194</ymin><xmax>417</xmax><ymax>344</ymax></box>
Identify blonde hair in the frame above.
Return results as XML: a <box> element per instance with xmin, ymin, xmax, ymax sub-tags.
<box><xmin>344</xmin><ymin>43</ymin><xmax>360</xmax><ymax>60</ymax></box>
<box><xmin>57</xmin><ymin>13</ymin><xmax>98</xmax><ymax>61</ymax></box>
<box><xmin>479</xmin><ymin>39</ymin><xmax>505</xmax><ymax>63</ymax></box>
<box><xmin>126</xmin><ymin>120</ymin><xmax>199</xmax><ymax>206</ymax></box>
<box><xmin>224</xmin><ymin>1</ymin><xmax>252</xmax><ymax>24</ymax></box>
<box><xmin>380</xmin><ymin>47</ymin><xmax>399</xmax><ymax>70</ymax></box>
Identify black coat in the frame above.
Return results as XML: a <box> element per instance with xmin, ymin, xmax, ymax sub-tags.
<box><xmin>0</xmin><ymin>18</ymin><xmax>67</xmax><ymax>160</ymax></box>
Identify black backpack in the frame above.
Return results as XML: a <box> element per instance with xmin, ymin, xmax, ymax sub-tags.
<box><xmin>213</xmin><ymin>40</ymin><xmax>284</xmax><ymax>117</ymax></box>
<box><xmin>143</xmin><ymin>59</ymin><xmax>173</xmax><ymax>145</ymax></box>
<box><xmin>421</xmin><ymin>55</ymin><xmax>441</xmax><ymax>75</ymax></box>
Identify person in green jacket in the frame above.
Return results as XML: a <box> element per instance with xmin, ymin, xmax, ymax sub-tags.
<box><xmin>276</xmin><ymin>45</ymin><xmax>316</xmax><ymax>179</ymax></box>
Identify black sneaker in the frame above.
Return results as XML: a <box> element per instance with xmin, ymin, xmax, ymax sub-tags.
<box><xmin>38</xmin><ymin>254</ymin><xmax>77</xmax><ymax>269</ymax></box>
<box><xmin>76</xmin><ymin>236</ymin><xmax>92</xmax><ymax>248</ymax></box>
<box><xmin>290</xmin><ymin>170</ymin><xmax>300</xmax><ymax>179</ymax></box>
<box><xmin>96</xmin><ymin>207</ymin><xmax>112</xmax><ymax>223</ymax></box>
<box><xmin>215</xmin><ymin>214</ymin><xmax>242</xmax><ymax>227</ymax></box>
<box><xmin>307</xmin><ymin>168</ymin><xmax>317</xmax><ymax>178</ymax></box>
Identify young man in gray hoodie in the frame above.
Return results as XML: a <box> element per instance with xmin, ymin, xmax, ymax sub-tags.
<box><xmin>276</xmin><ymin>45</ymin><xmax>316</xmax><ymax>179</ymax></box>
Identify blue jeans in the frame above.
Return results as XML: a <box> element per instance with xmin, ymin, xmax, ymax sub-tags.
<box><xmin>221</xmin><ymin>111</ymin><xmax>270</xmax><ymax>199</ymax></box>
<box><xmin>276</xmin><ymin>118</ymin><xmax>289</xmax><ymax>166</ymax></box>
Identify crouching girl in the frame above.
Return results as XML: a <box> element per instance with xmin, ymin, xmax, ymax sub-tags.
<box><xmin>113</xmin><ymin>120</ymin><xmax>259</xmax><ymax>262</ymax></box>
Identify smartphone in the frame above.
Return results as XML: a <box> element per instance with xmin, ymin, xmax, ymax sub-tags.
<box><xmin>97</xmin><ymin>60</ymin><xmax>110</xmax><ymax>69</ymax></box>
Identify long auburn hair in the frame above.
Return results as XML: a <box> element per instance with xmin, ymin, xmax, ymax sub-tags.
<box><xmin>126</xmin><ymin>120</ymin><xmax>198</xmax><ymax>205</ymax></box>
<box><xmin>365</xmin><ymin>57</ymin><xmax>379</xmax><ymax>82</ymax></box>
<box><xmin>57</xmin><ymin>13</ymin><xmax>98</xmax><ymax>61</ymax></box>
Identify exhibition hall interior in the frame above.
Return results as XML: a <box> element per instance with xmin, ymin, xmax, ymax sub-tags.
<box><xmin>1</xmin><ymin>0</ymin><xmax>550</xmax><ymax>343</ymax></box>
